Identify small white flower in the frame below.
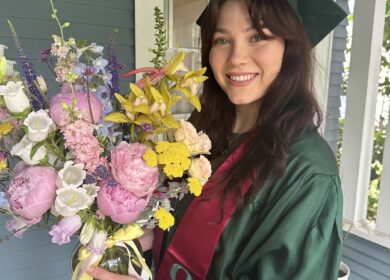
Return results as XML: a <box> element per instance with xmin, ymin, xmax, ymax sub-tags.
<box><xmin>57</xmin><ymin>161</ymin><xmax>86</xmax><ymax>189</ymax></box>
<box><xmin>36</xmin><ymin>75</ymin><xmax>47</xmax><ymax>93</ymax></box>
<box><xmin>5</xmin><ymin>60</ymin><xmax>16</xmax><ymax>77</ymax></box>
<box><xmin>24</xmin><ymin>110</ymin><xmax>55</xmax><ymax>142</ymax></box>
<box><xmin>88</xmin><ymin>230</ymin><xmax>107</xmax><ymax>255</ymax></box>
<box><xmin>80</xmin><ymin>222</ymin><xmax>95</xmax><ymax>245</ymax></box>
<box><xmin>0</xmin><ymin>81</ymin><xmax>30</xmax><ymax>113</ymax></box>
<box><xmin>82</xmin><ymin>183</ymin><xmax>100</xmax><ymax>206</ymax></box>
<box><xmin>10</xmin><ymin>135</ymin><xmax>46</xmax><ymax>165</ymax></box>
<box><xmin>0</xmin><ymin>44</ymin><xmax>7</xmax><ymax>57</ymax></box>
<box><xmin>54</xmin><ymin>187</ymin><xmax>90</xmax><ymax>217</ymax></box>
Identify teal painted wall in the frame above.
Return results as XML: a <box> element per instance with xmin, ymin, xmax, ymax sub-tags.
<box><xmin>0</xmin><ymin>0</ymin><xmax>134</xmax><ymax>279</ymax></box>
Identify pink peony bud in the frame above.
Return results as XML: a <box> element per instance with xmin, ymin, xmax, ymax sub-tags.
<box><xmin>110</xmin><ymin>142</ymin><xmax>159</xmax><ymax>196</ymax></box>
<box><xmin>49</xmin><ymin>90</ymin><xmax>102</xmax><ymax>125</ymax></box>
<box><xmin>97</xmin><ymin>181</ymin><xmax>151</xmax><ymax>224</ymax></box>
<box><xmin>5</xmin><ymin>166</ymin><xmax>57</xmax><ymax>221</ymax></box>
<box><xmin>49</xmin><ymin>215</ymin><xmax>82</xmax><ymax>245</ymax></box>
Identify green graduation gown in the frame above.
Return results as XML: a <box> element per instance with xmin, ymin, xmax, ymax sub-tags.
<box><xmin>160</xmin><ymin>125</ymin><xmax>343</xmax><ymax>280</ymax></box>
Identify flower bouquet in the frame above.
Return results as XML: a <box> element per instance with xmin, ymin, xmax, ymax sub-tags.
<box><xmin>0</xmin><ymin>2</ymin><xmax>211</xmax><ymax>279</ymax></box>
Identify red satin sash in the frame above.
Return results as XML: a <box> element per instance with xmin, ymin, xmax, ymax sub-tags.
<box><xmin>153</xmin><ymin>141</ymin><xmax>253</xmax><ymax>280</ymax></box>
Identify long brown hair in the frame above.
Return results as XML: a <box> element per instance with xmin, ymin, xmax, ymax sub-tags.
<box><xmin>191</xmin><ymin>0</ymin><xmax>322</xmax><ymax>210</ymax></box>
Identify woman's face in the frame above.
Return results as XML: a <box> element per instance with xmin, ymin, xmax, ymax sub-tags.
<box><xmin>209</xmin><ymin>0</ymin><xmax>285</xmax><ymax>109</ymax></box>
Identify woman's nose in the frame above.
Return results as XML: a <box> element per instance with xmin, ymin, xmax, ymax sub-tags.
<box><xmin>229</xmin><ymin>42</ymin><xmax>249</xmax><ymax>66</ymax></box>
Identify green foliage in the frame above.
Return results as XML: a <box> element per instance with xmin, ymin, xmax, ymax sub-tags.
<box><xmin>149</xmin><ymin>6</ymin><xmax>168</xmax><ymax>68</ymax></box>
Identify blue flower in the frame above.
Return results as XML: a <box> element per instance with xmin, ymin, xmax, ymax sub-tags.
<box><xmin>93</xmin><ymin>57</ymin><xmax>108</xmax><ymax>75</ymax></box>
<box><xmin>0</xmin><ymin>191</ymin><xmax>10</xmax><ymax>210</ymax></box>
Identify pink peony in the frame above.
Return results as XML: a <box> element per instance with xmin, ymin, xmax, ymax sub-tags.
<box><xmin>49</xmin><ymin>89</ymin><xmax>102</xmax><ymax>125</ymax></box>
<box><xmin>49</xmin><ymin>215</ymin><xmax>82</xmax><ymax>245</ymax></box>
<box><xmin>97</xmin><ymin>180</ymin><xmax>151</xmax><ymax>224</ymax></box>
<box><xmin>5</xmin><ymin>166</ymin><xmax>57</xmax><ymax>222</ymax></box>
<box><xmin>110</xmin><ymin>142</ymin><xmax>159</xmax><ymax>196</ymax></box>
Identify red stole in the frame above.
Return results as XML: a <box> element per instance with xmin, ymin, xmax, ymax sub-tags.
<box><xmin>153</xmin><ymin>141</ymin><xmax>253</xmax><ymax>280</ymax></box>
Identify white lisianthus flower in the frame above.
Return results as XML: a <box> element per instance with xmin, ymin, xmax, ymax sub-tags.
<box><xmin>82</xmin><ymin>183</ymin><xmax>100</xmax><ymax>206</ymax></box>
<box><xmin>188</xmin><ymin>155</ymin><xmax>212</xmax><ymax>186</ymax></box>
<box><xmin>10</xmin><ymin>135</ymin><xmax>47</xmax><ymax>165</ymax></box>
<box><xmin>88</xmin><ymin>230</ymin><xmax>107</xmax><ymax>255</ymax></box>
<box><xmin>0</xmin><ymin>81</ymin><xmax>30</xmax><ymax>113</ymax></box>
<box><xmin>54</xmin><ymin>187</ymin><xmax>90</xmax><ymax>217</ymax></box>
<box><xmin>56</xmin><ymin>161</ymin><xmax>86</xmax><ymax>189</ymax></box>
<box><xmin>24</xmin><ymin>110</ymin><xmax>55</xmax><ymax>142</ymax></box>
<box><xmin>80</xmin><ymin>222</ymin><xmax>95</xmax><ymax>245</ymax></box>
<box><xmin>174</xmin><ymin>120</ymin><xmax>212</xmax><ymax>155</ymax></box>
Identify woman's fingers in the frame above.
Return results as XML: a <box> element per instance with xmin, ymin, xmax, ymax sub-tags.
<box><xmin>139</xmin><ymin>228</ymin><xmax>154</xmax><ymax>251</ymax></box>
<box><xmin>86</xmin><ymin>266</ymin><xmax>138</xmax><ymax>280</ymax></box>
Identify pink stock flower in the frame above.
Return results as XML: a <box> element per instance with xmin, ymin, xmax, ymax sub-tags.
<box><xmin>97</xmin><ymin>181</ymin><xmax>151</xmax><ymax>224</ymax></box>
<box><xmin>49</xmin><ymin>215</ymin><xmax>82</xmax><ymax>245</ymax></box>
<box><xmin>110</xmin><ymin>142</ymin><xmax>159</xmax><ymax>196</ymax></box>
<box><xmin>49</xmin><ymin>88</ymin><xmax>102</xmax><ymax>125</ymax></box>
<box><xmin>5</xmin><ymin>166</ymin><xmax>57</xmax><ymax>222</ymax></box>
<box><xmin>62</xmin><ymin>119</ymin><xmax>107</xmax><ymax>173</ymax></box>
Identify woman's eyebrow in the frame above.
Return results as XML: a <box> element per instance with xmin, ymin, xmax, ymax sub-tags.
<box><xmin>214</xmin><ymin>24</ymin><xmax>266</xmax><ymax>34</ymax></box>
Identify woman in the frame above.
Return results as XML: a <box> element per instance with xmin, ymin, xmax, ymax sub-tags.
<box><xmin>88</xmin><ymin>0</ymin><xmax>347</xmax><ymax>279</ymax></box>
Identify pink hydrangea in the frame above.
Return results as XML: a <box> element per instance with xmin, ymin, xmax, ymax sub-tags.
<box><xmin>110</xmin><ymin>142</ymin><xmax>159</xmax><ymax>196</ymax></box>
<box><xmin>5</xmin><ymin>166</ymin><xmax>57</xmax><ymax>222</ymax></box>
<box><xmin>97</xmin><ymin>180</ymin><xmax>151</xmax><ymax>224</ymax></box>
<box><xmin>62</xmin><ymin>119</ymin><xmax>107</xmax><ymax>173</ymax></box>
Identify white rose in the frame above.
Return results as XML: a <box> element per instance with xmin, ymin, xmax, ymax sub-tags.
<box><xmin>54</xmin><ymin>187</ymin><xmax>90</xmax><ymax>217</ymax></box>
<box><xmin>188</xmin><ymin>155</ymin><xmax>212</xmax><ymax>186</ymax></box>
<box><xmin>193</xmin><ymin>133</ymin><xmax>212</xmax><ymax>155</ymax></box>
<box><xmin>24</xmin><ymin>109</ymin><xmax>55</xmax><ymax>142</ymax></box>
<box><xmin>56</xmin><ymin>161</ymin><xmax>86</xmax><ymax>189</ymax></box>
<box><xmin>0</xmin><ymin>81</ymin><xmax>30</xmax><ymax>113</ymax></box>
<box><xmin>10</xmin><ymin>135</ymin><xmax>47</xmax><ymax>165</ymax></box>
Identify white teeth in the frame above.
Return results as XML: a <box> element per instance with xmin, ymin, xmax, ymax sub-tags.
<box><xmin>229</xmin><ymin>74</ymin><xmax>256</xmax><ymax>81</ymax></box>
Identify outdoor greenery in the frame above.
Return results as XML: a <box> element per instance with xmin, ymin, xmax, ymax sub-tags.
<box><xmin>338</xmin><ymin>0</ymin><xmax>390</xmax><ymax>221</ymax></box>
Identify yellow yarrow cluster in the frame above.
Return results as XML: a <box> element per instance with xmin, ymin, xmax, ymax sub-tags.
<box><xmin>155</xmin><ymin>208</ymin><xmax>175</xmax><ymax>230</ymax></box>
<box><xmin>188</xmin><ymin>177</ymin><xmax>202</xmax><ymax>196</ymax></box>
<box><xmin>155</xmin><ymin>141</ymin><xmax>191</xmax><ymax>178</ymax></box>
<box><xmin>143</xmin><ymin>150</ymin><xmax>158</xmax><ymax>167</ymax></box>
<box><xmin>0</xmin><ymin>122</ymin><xmax>13</xmax><ymax>138</ymax></box>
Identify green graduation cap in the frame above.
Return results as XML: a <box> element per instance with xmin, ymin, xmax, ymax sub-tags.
<box><xmin>196</xmin><ymin>0</ymin><xmax>348</xmax><ymax>46</ymax></box>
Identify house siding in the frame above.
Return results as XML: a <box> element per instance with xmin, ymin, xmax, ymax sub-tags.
<box><xmin>342</xmin><ymin>234</ymin><xmax>390</xmax><ymax>280</ymax></box>
<box><xmin>0</xmin><ymin>0</ymin><xmax>134</xmax><ymax>279</ymax></box>
<box><xmin>324</xmin><ymin>0</ymin><xmax>349</xmax><ymax>155</ymax></box>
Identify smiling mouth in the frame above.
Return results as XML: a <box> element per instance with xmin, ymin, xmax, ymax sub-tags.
<box><xmin>227</xmin><ymin>73</ymin><xmax>258</xmax><ymax>82</ymax></box>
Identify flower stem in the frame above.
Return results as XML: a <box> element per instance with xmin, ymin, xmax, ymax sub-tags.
<box><xmin>86</xmin><ymin>76</ymin><xmax>95</xmax><ymax>123</ymax></box>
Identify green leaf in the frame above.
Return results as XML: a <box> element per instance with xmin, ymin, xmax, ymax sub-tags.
<box><xmin>30</xmin><ymin>141</ymin><xmax>45</xmax><ymax>160</ymax></box>
<box><xmin>0</xmin><ymin>57</ymin><xmax>6</xmax><ymax>84</ymax></box>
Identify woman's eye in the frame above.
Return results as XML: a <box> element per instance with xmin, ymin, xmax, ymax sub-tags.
<box><xmin>251</xmin><ymin>34</ymin><xmax>263</xmax><ymax>42</ymax></box>
<box><xmin>213</xmin><ymin>38</ymin><xmax>230</xmax><ymax>45</ymax></box>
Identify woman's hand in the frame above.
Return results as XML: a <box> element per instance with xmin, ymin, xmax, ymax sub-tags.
<box><xmin>139</xmin><ymin>227</ymin><xmax>154</xmax><ymax>252</ymax></box>
<box><xmin>86</xmin><ymin>266</ymin><xmax>139</xmax><ymax>280</ymax></box>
